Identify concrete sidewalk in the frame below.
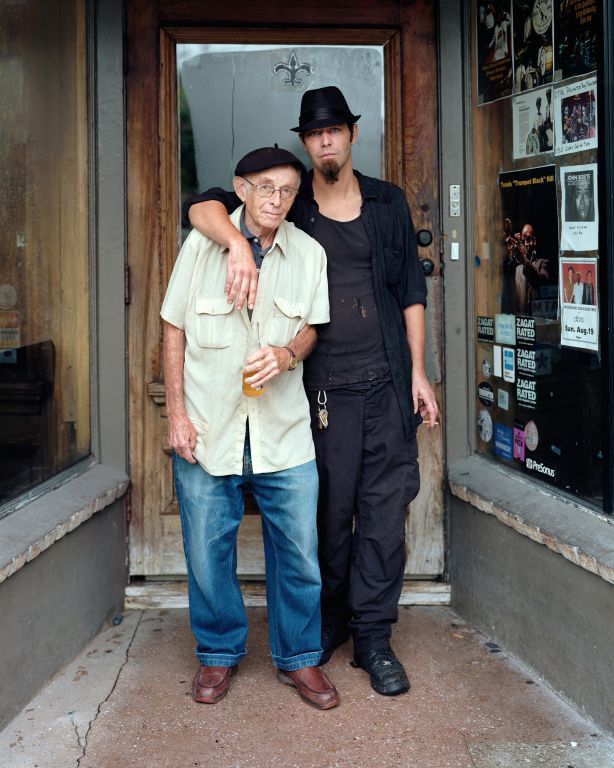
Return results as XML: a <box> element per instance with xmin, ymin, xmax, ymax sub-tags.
<box><xmin>2</xmin><ymin>606</ymin><xmax>613</xmax><ymax>768</ymax></box>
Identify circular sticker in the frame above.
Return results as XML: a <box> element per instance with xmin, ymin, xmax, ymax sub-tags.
<box><xmin>477</xmin><ymin>409</ymin><xmax>493</xmax><ymax>443</ymax></box>
<box><xmin>525</xmin><ymin>420</ymin><xmax>539</xmax><ymax>452</ymax></box>
<box><xmin>0</xmin><ymin>284</ymin><xmax>17</xmax><ymax>310</ymax></box>
<box><xmin>482</xmin><ymin>359</ymin><xmax>492</xmax><ymax>378</ymax></box>
<box><xmin>478</xmin><ymin>381</ymin><xmax>495</xmax><ymax>406</ymax></box>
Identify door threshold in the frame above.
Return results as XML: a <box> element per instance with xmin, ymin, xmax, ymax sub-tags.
<box><xmin>125</xmin><ymin>579</ymin><xmax>450</xmax><ymax>610</ymax></box>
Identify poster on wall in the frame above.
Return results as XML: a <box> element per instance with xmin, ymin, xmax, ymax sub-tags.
<box><xmin>512</xmin><ymin>0</ymin><xmax>554</xmax><ymax>94</ymax></box>
<box><xmin>554</xmin><ymin>0</ymin><xmax>598</xmax><ymax>79</ymax></box>
<box><xmin>477</xmin><ymin>0</ymin><xmax>513</xmax><ymax>104</ymax></box>
<box><xmin>559</xmin><ymin>257</ymin><xmax>599</xmax><ymax>351</ymax></box>
<box><xmin>560</xmin><ymin>164</ymin><xmax>598</xmax><ymax>251</ymax></box>
<box><xmin>512</xmin><ymin>85</ymin><xmax>554</xmax><ymax>158</ymax></box>
<box><xmin>554</xmin><ymin>77</ymin><xmax>597</xmax><ymax>156</ymax></box>
<box><xmin>499</xmin><ymin>166</ymin><xmax>559</xmax><ymax>319</ymax></box>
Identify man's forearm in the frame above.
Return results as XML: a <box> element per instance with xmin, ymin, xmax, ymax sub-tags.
<box><xmin>163</xmin><ymin>321</ymin><xmax>187</xmax><ymax>416</ymax></box>
<box><xmin>404</xmin><ymin>304</ymin><xmax>427</xmax><ymax>375</ymax></box>
<box><xmin>290</xmin><ymin>324</ymin><xmax>317</xmax><ymax>362</ymax></box>
<box><xmin>188</xmin><ymin>200</ymin><xmax>243</xmax><ymax>248</ymax></box>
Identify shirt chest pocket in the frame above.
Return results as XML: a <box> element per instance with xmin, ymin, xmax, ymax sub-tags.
<box><xmin>194</xmin><ymin>297</ymin><xmax>234</xmax><ymax>348</ymax></box>
<box><xmin>267</xmin><ymin>296</ymin><xmax>306</xmax><ymax>347</ymax></box>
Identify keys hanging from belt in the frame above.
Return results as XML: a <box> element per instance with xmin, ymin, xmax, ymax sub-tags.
<box><xmin>317</xmin><ymin>390</ymin><xmax>328</xmax><ymax>430</ymax></box>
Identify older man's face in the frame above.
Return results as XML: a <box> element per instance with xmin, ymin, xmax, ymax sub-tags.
<box><xmin>233</xmin><ymin>165</ymin><xmax>300</xmax><ymax>234</ymax></box>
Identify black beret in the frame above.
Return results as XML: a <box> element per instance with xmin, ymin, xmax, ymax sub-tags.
<box><xmin>234</xmin><ymin>144</ymin><xmax>307</xmax><ymax>178</ymax></box>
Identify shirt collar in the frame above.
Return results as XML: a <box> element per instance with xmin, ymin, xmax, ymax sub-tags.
<box><xmin>231</xmin><ymin>205</ymin><xmax>288</xmax><ymax>257</ymax></box>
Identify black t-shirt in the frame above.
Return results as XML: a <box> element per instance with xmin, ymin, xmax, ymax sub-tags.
<box><xmin>303</xmin><ymin>212</ymin><xmax>389</xmax><ymax>389</ymax></box>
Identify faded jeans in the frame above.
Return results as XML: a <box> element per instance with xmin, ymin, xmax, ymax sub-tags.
<box><xmin>173</xmin><ymin>443</ymin><xmax>322</xmax><ymax>671</ymax></box>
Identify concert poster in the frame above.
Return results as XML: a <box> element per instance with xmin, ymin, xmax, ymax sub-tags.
<box><xmin>512</xmin><ymin>85</ymin><xmax>554</xmax><ymax>159</ymax></box>
<box><xmin>554</xmin><ymin>76</ymin><xmax>597</xmax><ymax>156</ymax></box>
<box><xmin>559</xmin><ymin>256</ymin><xmax>599</xmax><ymax>351</ymax></box>
<box><xmin>560</xmin><ymin>163</ymin><xmax>598</xmax><ymax>251</ymax></box>
<box><xmin>554</xmin><ymin>0</ymin><xmax>598</xmax><ymax>79</ymax></box>
<box><xmin>512</xmin><ymin>0</ymin><xmax>554</xmax><ymax>94</ymax></box>
<box><xmin>499</xmin><ymin>166</ymin><xmax>559</xmax><ymax>321</ymax></box>
<box><xmin>476</xmin><ymin>0</ymin><xmax>514</xmax><ymax>104</ymax></box>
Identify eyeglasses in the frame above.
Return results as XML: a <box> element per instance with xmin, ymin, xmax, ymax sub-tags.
<box><xmin>242</xmin><ymin>177</ymin><xmax>299</xmax><ymax>201</ymax></box>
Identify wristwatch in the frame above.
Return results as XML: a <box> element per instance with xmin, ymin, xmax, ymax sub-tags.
<box><xmin>284</xmin><ymin>346</ymin><xmax>298</xmax><ymax>371</ymax></box>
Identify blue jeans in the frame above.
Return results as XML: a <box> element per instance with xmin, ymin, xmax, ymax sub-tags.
<box><xmin>173</xmin><ymin>445</ymin><xmax>322</xmax><ymax>671</ymax></box>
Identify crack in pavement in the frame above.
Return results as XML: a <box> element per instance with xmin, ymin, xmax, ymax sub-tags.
<box><xmin>75</xmin><ymin>612</ymin><xmax>143</xmax><ymax>768</ymax></box>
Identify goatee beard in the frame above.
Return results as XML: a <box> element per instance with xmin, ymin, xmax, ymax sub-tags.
<box><xmin>322</xmin><ymin>161</ymin><xmax>340</xmax><ymax>184</ymax></box>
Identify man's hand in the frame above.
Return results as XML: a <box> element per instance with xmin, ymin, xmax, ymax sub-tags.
<box><xmin>412</xmin><ymin>370</ymin><xmax>439</xmax><ymax>428</ymax></box>
<box><xmin>225</xmin><ymin>237</ymin><xmax>258</xmax><ymax>310</ymax></box>
<box><xmin>243</xmin><ymin>346</ymin><xmax>291</xmax><ymax>389</ymax></box>
<box><xmin>187</xmin><ymin>200</ymin><xmax>258</xmax><ymax>310</ymax></box>
<box><xmin>168</xmin><ymin>411</ymin><xmax>198</xmax><ymax>464</ymax></box>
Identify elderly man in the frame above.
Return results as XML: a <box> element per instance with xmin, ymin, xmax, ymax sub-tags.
<box><xmin>161</xmin><ymin>146</ymin><xmax>338</xmax><ymax>710</ymax></box>
<box><xmin>182</xmin><ymin>87</ymin><xmax>439</xmax><ymax>698</ymax></box>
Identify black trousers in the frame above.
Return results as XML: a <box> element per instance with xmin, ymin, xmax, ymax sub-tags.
<box><xmin>307</xmin><ymin>379</ymin><xmax>420</xmax><ymax>653</ymax></box>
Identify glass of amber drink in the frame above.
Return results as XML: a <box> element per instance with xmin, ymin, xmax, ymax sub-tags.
<box><xmin>242</xmin><ymin>325</ymin><xmax>265</xmax><ymax>397</ymax></box>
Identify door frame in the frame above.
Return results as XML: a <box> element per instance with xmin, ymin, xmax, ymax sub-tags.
<box><xmin>126</xmin><ymin>4</ymin><xmax>443</xmax><ymax>578</ymax></box>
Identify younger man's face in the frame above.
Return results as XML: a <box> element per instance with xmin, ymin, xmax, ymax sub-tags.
<box><xmin>301</xmin><ymin>124</ymin><xmax>356</xmax><ymax>184</ymax></box>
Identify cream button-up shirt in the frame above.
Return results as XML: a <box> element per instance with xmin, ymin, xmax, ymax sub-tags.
<box><xmin>161</xmin><ymin>206</ymin><xmax>329</xmax><ymax>476</ymax></box>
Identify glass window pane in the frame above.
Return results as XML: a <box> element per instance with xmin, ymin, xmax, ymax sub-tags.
<box><xmin>471</xmin><ymin>1</ymin><xmax>603</xmax><ymax>506</ymax></box>
<box><xmin>177</xmin><ymin>44</ymin><xmax>384</xmax><ymax>227</ymax></box>
<box><xmin>0</xmin><ymin>0</ymin><xmax>90</xmax><ymax>507</ymax></box>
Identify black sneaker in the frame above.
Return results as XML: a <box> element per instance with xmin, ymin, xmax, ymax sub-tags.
<box><xmin>352</xmin><ymin>646</ymin><xmax>410</xmax><ymax>696</ymax></box>
<box><xmin>320</xmin><ymin>626</ymin><xmax>350</xmax><ymax>665</ymax></box>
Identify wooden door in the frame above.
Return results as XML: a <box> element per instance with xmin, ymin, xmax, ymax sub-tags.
<box><xmin>126</xmin><ymin>1</ymin><xmax>444</xmax><ymax>583</ymax></box>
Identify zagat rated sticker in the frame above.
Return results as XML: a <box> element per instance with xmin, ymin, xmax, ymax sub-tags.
<box><xmin>477</xmin><ymin>316</ymin><xmax>495</xmax><ymax>343</ymax></box>
<box><xmin>516</xmin><ymin>377</ymin><xmax>536</xmax><ymax>409</ymax></box>
<box><xmin>516</xmin><ymin>348</ymin><xmax>536</xmax><ymax>377</ymax></box>
<box><xmin>516</xmin><ymin>315</ymin><xmax>535</xmax><ymax>347</ymax></box>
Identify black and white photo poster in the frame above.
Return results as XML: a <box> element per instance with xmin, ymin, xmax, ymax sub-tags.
<box><xmin>560</xmin><ymin>164</ymin><xmax>598</xmax><ymax>252</ymax></box>
<box><xmin>512</xmin><ymin>85</ymin><xmax>554</xmax><ymax>158</ymax></box>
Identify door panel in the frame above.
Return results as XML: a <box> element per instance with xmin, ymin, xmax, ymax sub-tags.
<box><xmin>127</xmin><ymin>1</ymin><xmax>443</xmax><ymax>579</ymax></box>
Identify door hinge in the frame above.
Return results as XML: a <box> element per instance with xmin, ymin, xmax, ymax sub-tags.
<box><xmin>124</xmin><ymin>265</ymin><xmax>131</xmax><ymax>305</ymax></box>
<box><xmin>125</xmin><ymin>484</ymin><xmax>132</xmax><ymax>525</ymax></box>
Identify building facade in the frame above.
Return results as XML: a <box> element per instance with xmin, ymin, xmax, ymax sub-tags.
<box><xmin>0</xmin><ymin>0</ymin><xmax>612</xmax><ymax>733</ymax></box>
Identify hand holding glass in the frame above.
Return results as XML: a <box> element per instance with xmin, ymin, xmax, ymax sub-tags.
<box><xmin>243</xmin><ymin>327</ymin><xmax>265</xmax><ymax>397</ymax></box>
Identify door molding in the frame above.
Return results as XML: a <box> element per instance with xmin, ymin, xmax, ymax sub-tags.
<box><xmin>126</xmin><ymin>2</ymin><xmax>443</xmax><ymax>577</ymax></box>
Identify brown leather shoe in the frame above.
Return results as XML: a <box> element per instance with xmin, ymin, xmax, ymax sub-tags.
<box><xmin>277</xmin><ymin>665</ymin><xmax>340</xmax><ymax>710</ymax></box>
<box><xmin>192</xmin><ymin>665</ymin><xmax>237</xmax><ymax>704</ymax></box>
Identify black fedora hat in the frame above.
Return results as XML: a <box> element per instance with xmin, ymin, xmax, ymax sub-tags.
<box><xmin>290</xmin><ymin>86</ymin><xmax>360</xmax><ymax>133</ymax></box>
